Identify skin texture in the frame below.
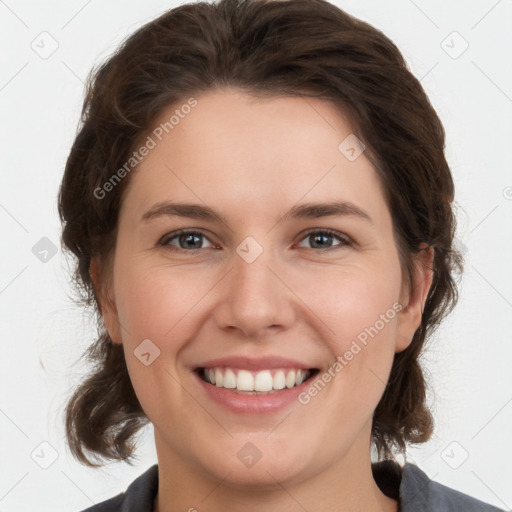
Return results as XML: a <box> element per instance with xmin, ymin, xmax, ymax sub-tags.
<box><xmin>91</xmin><ymin>87</ymin><xmax>433</xmax><ymax>512</ymax></box>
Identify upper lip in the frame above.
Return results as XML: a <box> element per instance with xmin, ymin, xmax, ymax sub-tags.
<box><xmin>194</xmin><ymin>356</ymin><xmax>317</xmax><ymax>371</ymax></box>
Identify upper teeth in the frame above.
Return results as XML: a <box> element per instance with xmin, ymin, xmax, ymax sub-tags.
<box><xmin>203</xmin><ymin>367</ymin><xmax>311</xmax><ymax>392</ymax></box>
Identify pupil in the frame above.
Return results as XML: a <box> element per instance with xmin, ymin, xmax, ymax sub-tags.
<box><xmin>181</xmin><ymin>233</ymin><xmax>202</xmax><ymax>249</ymax></box>
<box><xmin>312</xmin><ymin>234</ymin><xmax>331</xmax><ymax>248</ymax></box>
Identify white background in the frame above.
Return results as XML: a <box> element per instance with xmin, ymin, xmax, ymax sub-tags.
<box><xmin>1</xmin><ymin>0</ymin><xmax>511</xmax><ymax>510</ymax></box>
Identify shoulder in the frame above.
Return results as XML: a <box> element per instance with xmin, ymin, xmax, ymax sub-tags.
<box><xmin>77</xmin><ymin>464</ymin><xmax>159</xmax><ymax>512</ymax></box>
<box><xmin>400</xmin><ymin>463</ymin><xmax>507</xmax><ymax>512</ymax></box>
<box><xmin>79</xmin><ymin>494</ymin><xmax>123</xmax><ymax>512</ymax></box>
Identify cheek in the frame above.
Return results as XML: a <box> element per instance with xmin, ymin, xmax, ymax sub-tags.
<box><xmin>304</xmin><ymin>263</ymin><xmax>401</xmax><ymax>403</ymax></box>
<box><xmin>112</xmin><ymin>262</ymin><xmax>205</xmax><ymax>423</ymax></box>
<box><xmin>114</xmin><ymin>250</ymin><xmax>402</xmax><ymax>352</ymax></box>
<box><xmin>114</xmin><ymin>259</ymin><xmax>211</xmax><ymax>341</ymax></box>
<box><xmin>303</xmin><ymin>262</ymin><xmax>402</xmax><ymax>342</ymax></box>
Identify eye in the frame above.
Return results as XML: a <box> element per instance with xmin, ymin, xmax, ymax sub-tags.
<box><xmin>160</xmin><ymin>229</ymin><xmax>215</xmax><ymax>251</ymax></box>
<box><xmin>296</xmin><ymin>229</ymin><xmax>351</xmax><ymax>250</ymax></box>
<box><xmin>159</xmin><ymin>228</ymin><xmax>352</xmax><ymax>253</ymax></box>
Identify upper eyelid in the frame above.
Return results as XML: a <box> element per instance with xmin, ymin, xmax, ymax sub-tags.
<box><xmin>160</xmin><ymin>229</ymin><xmax>216</xmax><ymax>246</ymax></box>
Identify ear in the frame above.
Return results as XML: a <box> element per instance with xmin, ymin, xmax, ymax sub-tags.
<box><xmin>90</xmin><ymin>256</ymin><xmax>123</xmax><ymax>344</ymax></box>
<box><xmin>395</xmin><ymin>244</ymin><xmax>434</xmax><ymax>353</ymax></box>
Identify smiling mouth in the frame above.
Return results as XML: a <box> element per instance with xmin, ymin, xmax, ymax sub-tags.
<box><xmin>195</xmin><ymin>367</ymin><xmax>320</xmax><ymax>394</ymax></box>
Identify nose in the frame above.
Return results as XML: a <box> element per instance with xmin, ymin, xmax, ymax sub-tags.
<box><xmin>213</xmin><ymin>242</ymin><xmax>296</xmax><ymax>339</ymax></box>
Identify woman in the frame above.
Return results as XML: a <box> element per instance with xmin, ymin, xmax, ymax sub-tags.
<box><xmin>58</xmin><ymin>0</ymin><xmax>505</xmax><ymax>510</ymax></box>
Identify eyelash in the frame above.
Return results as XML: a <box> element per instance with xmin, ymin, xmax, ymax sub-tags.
<box><xmin>159</xmin><ymin>228</ymin><xmax>352</xmax><ymax>253</ymax></box>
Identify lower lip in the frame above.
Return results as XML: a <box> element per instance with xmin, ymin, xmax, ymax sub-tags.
<box><xmin>193</xmin><ymin>370</ymin><xmax>315</xmax><ymax>414</ymax></box>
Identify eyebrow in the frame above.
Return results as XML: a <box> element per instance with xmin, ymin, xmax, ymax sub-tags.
<box><xmin>141</xmin><ymin>200</ymin><xmax>373</xmax><ymax>226</ymax></box>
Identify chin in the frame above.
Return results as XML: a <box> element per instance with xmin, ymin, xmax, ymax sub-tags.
<box><xmin>207</xmin><ymin>457</ymin><xmax>310</xmax><ymax>490</ymax></box>
<box><xmin>190</xmin><ymin>435</ymin><xmax>319</xmax><ymax>489</ymax></box>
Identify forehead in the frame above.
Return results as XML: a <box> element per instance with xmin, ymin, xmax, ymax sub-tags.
<box><xmin>120</xmin><ymin>88</ymin><xmax>389</xmax><ymax>226</ymax></box>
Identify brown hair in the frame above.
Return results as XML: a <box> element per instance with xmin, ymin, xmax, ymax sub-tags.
<box><xmin>58</xmin><ymin>0</ymin><xmax>463</xmax><ymax>467</ymax></box>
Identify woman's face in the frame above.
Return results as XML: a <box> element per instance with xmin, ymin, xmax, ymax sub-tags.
<box><xmin>93</xmin><ymin>88</ymin><xmax>431</xmax><ymax>487</ymax></box>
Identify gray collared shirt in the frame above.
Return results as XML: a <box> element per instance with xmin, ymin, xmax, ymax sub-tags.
<box><xmin>79</xmin><ymin>462</ymin><xmax>507</xmax><ymax>511</ymax></box>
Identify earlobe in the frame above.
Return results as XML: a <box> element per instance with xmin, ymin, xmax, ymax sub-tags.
<box><xmin>395</xmin><ymin>244</ymin><xmax>434</xmax><ymax>353</ymax></box>
<box><xmin>89</xmin><ymin>257</ymin><xmax>123</xmax><ymax>344</ymax></box>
